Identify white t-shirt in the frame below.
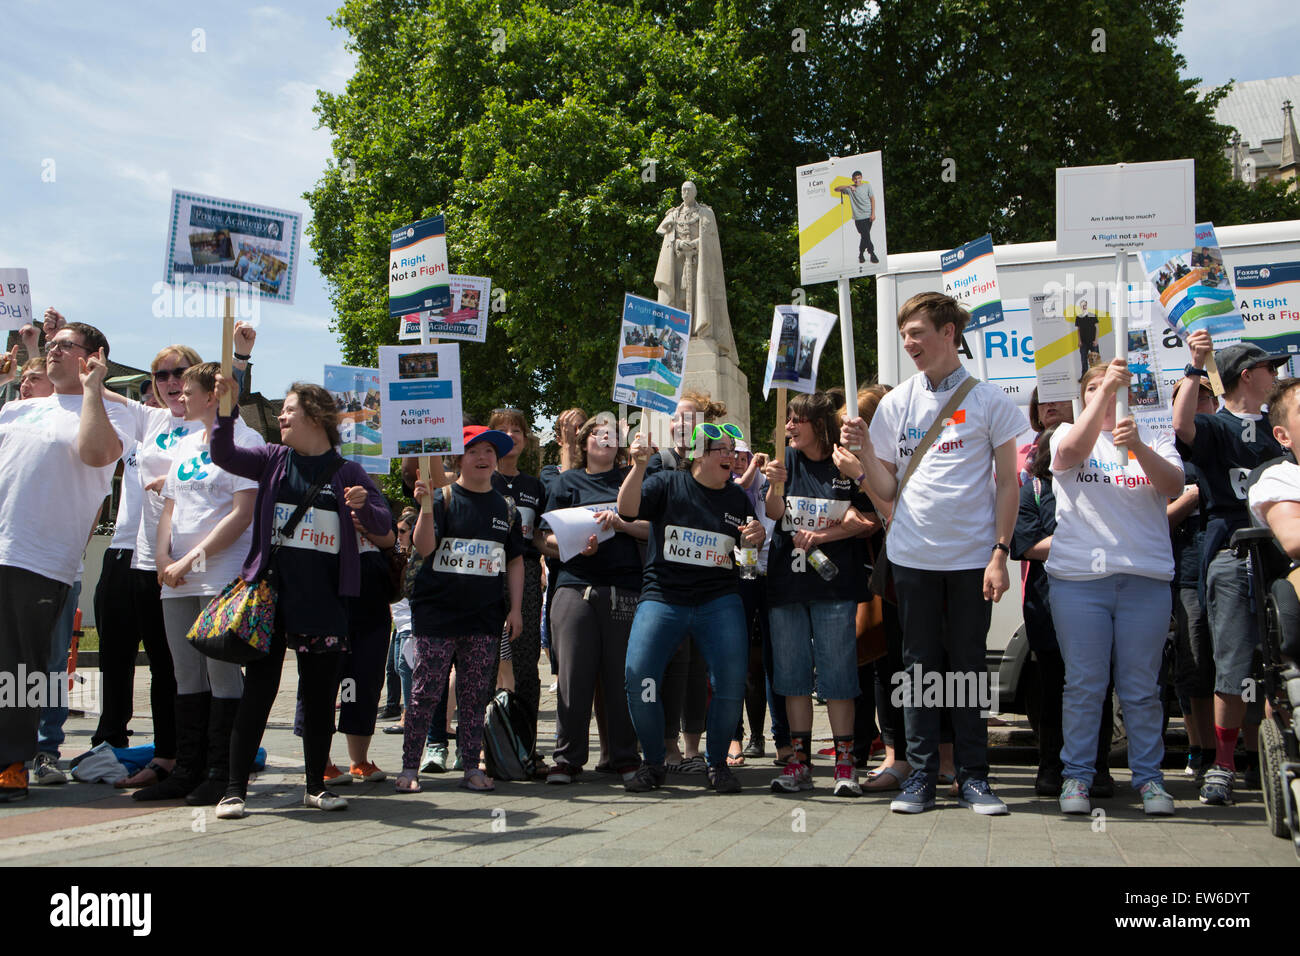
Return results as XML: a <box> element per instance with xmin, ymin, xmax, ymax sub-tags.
<box><xmin>133</xmin><ymin>410</ymin><xmax>204</xmax><ymax>571</ymax></box>
<box><xmin>868</xmin><ymin>371</ymin><xmax>1027</xmax><ymax>571</ymax></box>
<box><xmin>0</xmin><ymin>393</ymin><xmax>131</xmax><ymax>585</ymax></box>
<box><xmin>1248</xmin><ymin>459</ymin><xmax>1300</xmax><ymax>526</ymax></box>
<box><xmin>109</xmin><ymin>441</ymin><xmax>145</xmax><ymax>551</ymax></box>
<box><xmin>391</xmin><ymin>597</ymin><xmax>412</xmax><ymax>633</ymax></box>
<box><xmin>1046</xmin><ymin>421</ymin><xmax>1181</xmax><ymax>582</ymax></box>
<box><xmin>160</xmin><ymin>422</ymin><xmax>264</xmax><ymax>598</ymax></box>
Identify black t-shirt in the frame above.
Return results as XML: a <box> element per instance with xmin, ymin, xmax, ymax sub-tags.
<box><xmin>1171</xmin><ymin>460</ymin><xmax>1207</xmax><ymax>590</ymax></box>
<box><xmin>539</xmin><ymin>463</ymin><xmax>562</xmax><ymax>495</ymax></box>
<box><xmin>493</xmin><ymin>469</ymin><xmax>546</xmax><ymax>559</ymax></box>
<box><xmin>1011</xmin><ymin>477</ymin><xmax>1057</xmax><ymax>653</ymax></box>
<box><xmin>627</xmin><ymin>469</ymin><xmax>754</xmax><ymax>606</ymax></box>
<box><xmin>1176</xmin><ymin>407</ymin><xmax>1283</xmax><ymax>561</ymax></box>
<box><xmin>410</xmin><ymin>483</ymin><xmax>525</xmax><ymax>638</ymax></box>
<box><xmin>766</xmin><ymin>448</ymin><xmax>871</xmax><ymax>605</ymax></box>
<box><xmin>272</xmin><ymin>450</ymin><xmax>347</xmax><ymax>637</ymax></box>
<box><xmin>645</xmin><ymin>449</ymin><xmax>686</xmax><ymax>476</ymax></box>
<box><xmin>544</xmin><ymin>466</ymin><xmax>643</xmax><ymax>591</ymax></box>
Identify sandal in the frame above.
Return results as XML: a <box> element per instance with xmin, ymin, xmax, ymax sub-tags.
<box><xmin>864</xmin><ymin>765</ymin><xmax>909</xmax><ymax>792</ymax></box>
<box><xmin>726</xmin><ymin>747</ymin><xmax>745</xmax><ymax>768</ymax></box>
<box><xmin>395</xmin><ymin>770</ymin><xmax>421</xmax><ymax>793</ymax></box>
<box><xmin>114</xmin><ymin>761</ymin><xmax>172</xmax><ymax>789</ymax></box>
<box><xmin>460</xmin><ymin>769</ymin><xmax>495</xmax><ymax>792</ymax></box>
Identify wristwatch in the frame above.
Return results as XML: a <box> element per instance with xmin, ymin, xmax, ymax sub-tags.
<box><xmin>991</xmin><ymin>542</ymin><xmax>1009</xmax><ymax>555</ymax></box>
<box><xmin>1184</xmin><ymin>364</ymin><xmax>1209</xmax><ymax>379</ymax></box>
<box><xmin>853</xmin><ymin>471</ymin><xmax>867</xmax><ymax>488</ymax></box>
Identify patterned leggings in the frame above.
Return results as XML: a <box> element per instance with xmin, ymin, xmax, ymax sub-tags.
<box><xmin>402</xmin><ymin>633</ymin><xmax>496</xmax><ymax>772</ymax></box>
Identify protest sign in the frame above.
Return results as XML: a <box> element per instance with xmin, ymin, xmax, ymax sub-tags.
<box><xmin>611</xmin><ymin>293</ymin><xmax>691</xmax><ymax>414</ymax></box>
<box><xmin>941</xmin><ymin>234</ymin><xmax>1004</xmax><ymax>332</ymax></box>
<box><xmin>1139</xmin><ymin>222</ymin><xmax>1244</xmax><ymax>393</ymax></box>
<box><xmin>164</xmin><ymin>191</ymin><xmax>302</xmax><ymax>304</ymax></box>
<box><xmin>1055</xmin><ymin>160</ymin><xmax>1196</xmax><ymax>255</ymax></box>
<box><xmin>796</xmin><ymin>152</ymin><xmax>888</xmax><ymax>285</ymax></box>
<box><xmin>388</xmin><ymin>217</ymin><xmax>450</xmax><ymax>319</ymax></box>
<box><xmin>324</xmin><ymin>364</ymin><xmax>386</xmax><ymax>475</ymax></box>
<box><xmin>1234</xmin><ymin>261</ymin><xmax>1300</xmax><ymax>361</ymax></box>
<box><xmin>378</xmin><ymin>344</ymin><xmax>464</xmax><ymax>458</ymax></box>
<box><xmin>398</xmin><ymin>274</ymin><xmax>491</xmax><ymax>343</ymax></box>
<box><xmin>761</xmin><ymin>305</ymin><xmax>838</xmax><ymax>397</ymax></box>
<box><xmin>0</xmin><ymin>268</ymin><xmax>32</xmax><ymax>332</ymax></box>
<box><xmin>1029</xmin><ymin>292</ymin><xmax>1084</xmax><ymax>403</ymax></box>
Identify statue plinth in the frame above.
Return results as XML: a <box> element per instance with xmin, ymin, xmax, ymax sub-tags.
<box><xmin>683</xmin><ymin>334</ymin><xmax>750</xmax><ymax>441</ymax></box>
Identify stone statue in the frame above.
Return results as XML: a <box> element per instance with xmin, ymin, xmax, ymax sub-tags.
<box><xmin>654</xmin><ymin>181</ymin><xmax>737</xmax><ymax>358</ymax></box>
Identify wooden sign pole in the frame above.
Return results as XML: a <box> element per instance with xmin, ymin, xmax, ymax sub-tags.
<box><xmin>220</xmin><ymin>294</ymin><xmax>234</xmax><ymax>416</ymax></box>
<box><xmin>773</xmin><ymin>386</ymin><xmax>788</xmax><ymax>496</ymax></box>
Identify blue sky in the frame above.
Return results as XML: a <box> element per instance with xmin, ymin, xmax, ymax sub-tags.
<box><xmin>1</xmin><ymin>1</ymin><xmax>1294</xmax><ymax>398</ymax></box>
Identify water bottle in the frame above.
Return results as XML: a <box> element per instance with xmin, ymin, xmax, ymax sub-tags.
<box><xmin>735</xmin><ymin>546</ymin><xmax>759</xmax><ymax>579</ymax></box>
<box><xmin>807</xmin><ymin>547</ymin><xmax>839</xmax><ymax>581</ymax></box>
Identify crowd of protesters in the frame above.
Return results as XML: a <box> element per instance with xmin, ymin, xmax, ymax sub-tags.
<box><xmin>1</xmin><ymin>290</ymin><xmax>1296</xmax><ymax>823</ymax></box>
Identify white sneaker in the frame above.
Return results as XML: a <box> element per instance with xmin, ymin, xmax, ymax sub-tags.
<box><xmin>1140</xmin><ymin>781</ymin><xmax>1175</xmax><ymax>816</ymax></box>
<box><xmin>1059</xmin><ymin>777</ymin><xmax>1091</xmax><ymax>815</ymax></box>
<box><xmin>32</xmin><ymin>753</ymin><xmax>67</xmax><ymax>786</ymax></box>
<box><xmin>832</xmin><ymin>763</ymin><xmax>862</xmax><ymax>797</ymax></box>
<box><xmin>304</xmin><ymin>790</ymin><xmax>348</xmax><ymax>811</ymax></box>
<box><xmin>215</xmin><ymin>796</ymin><xmax>246</xmax><ymax>819</ymax></box>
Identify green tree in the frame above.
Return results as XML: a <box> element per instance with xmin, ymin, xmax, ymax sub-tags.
<box><xmin>307</xmin><ymin>0</ymin><xmax>1299</xmax><ymax>454</ymax></box>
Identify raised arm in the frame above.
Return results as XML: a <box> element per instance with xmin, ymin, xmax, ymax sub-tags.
<box><xmin>76</xmin><ymin>350</ymin><xmax>124</xmax><ymax>467</ymax></box>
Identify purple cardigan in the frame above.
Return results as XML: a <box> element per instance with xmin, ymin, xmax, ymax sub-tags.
<box><xmin>211</xmin><ymin>413</ymin><xmax>390</xmax><ymax>596</ymax></box>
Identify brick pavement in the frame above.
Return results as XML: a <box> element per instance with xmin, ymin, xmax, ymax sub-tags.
<box><xmin>1</xmin><ymin>661</ymin><xmax>1295</xmax><ymax>867</ymax></box>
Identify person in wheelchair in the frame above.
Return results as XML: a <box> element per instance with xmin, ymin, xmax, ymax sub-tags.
<box><xmin>1247</xmin><ymin>377</ymin><xmax>1300</xmax><ymax>664</ymax></box>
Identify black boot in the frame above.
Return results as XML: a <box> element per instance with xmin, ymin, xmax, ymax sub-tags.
<box><xmin>187</xmin><ymin>696</ymin><xmax>239</xmax><ymax>806</ymax></box>
<box><xmin>134</xmin><ymin>692</ymin><xmax>210</xmax><ymax>801</ymax></box>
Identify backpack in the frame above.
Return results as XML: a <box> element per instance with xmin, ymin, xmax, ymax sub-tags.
<box><xmin>480</xmin><ymin>688</ymin><xmax>536</xmax><ymax>781</ymax></box>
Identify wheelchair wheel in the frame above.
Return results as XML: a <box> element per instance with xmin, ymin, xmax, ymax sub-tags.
<box><xmin>1261</xmin><ymin>718</ymin><xmax>1289</xmax><ymax>839</ymax></box>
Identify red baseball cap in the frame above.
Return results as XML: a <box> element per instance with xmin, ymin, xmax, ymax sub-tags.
<box><xmin>462</xmin><ymin>425</ymin><xmax>515</xmax><ymax>458</ymax></box>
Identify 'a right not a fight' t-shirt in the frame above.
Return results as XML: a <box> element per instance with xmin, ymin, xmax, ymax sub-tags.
<box><xmin>766</xmin><ymin>447</ymin><xmax>871</xmax><ymax>605</ymax></box>
<box><xmin>628</xmin><ymin>469</ymin><xmax>753</xmax><ymax>606</ymax></box>
<box><xmin>410</xmin><ymin>483</ymin><xmax>524</xmax><ymax>638</ymax></box>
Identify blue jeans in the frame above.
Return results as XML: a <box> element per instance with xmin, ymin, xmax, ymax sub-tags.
<box><xmin>1048</xmin><ymin>574</ymin><xmax>1170</xmax><ymax>789</ymax></box>
<box><xmin>38</xmin><ymin>581</ymin><xmax>81</xmax><ymax>758</ymax></box>
<box><xmin>769</xmin><ymin>599</ymin><xmax>860</xmax><ymax>700</ymax></box>
<box><xmin>393</xmin><ymin>628</ymin><xmax>413</xmax><ymax>710</ymax></box>
<box><xmin>625</xmin><ymin>594</ymin><xmax>748</xmax><ymax>768</ymax></box>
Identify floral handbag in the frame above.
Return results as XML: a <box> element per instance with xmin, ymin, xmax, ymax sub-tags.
<box><xmin>186</xmin><ymin>575</ymin><xmax>278</xmax><ymax>664</ymax></box>
<box><xmin>186</xmin><ymin>457</ymin><xmax>344</xmax><ymax>663</ymax></box>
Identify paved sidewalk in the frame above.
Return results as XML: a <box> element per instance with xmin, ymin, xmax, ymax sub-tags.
<box><xmin>1</xmin><ymin>662</ymin><xmax>1295</xmax><ymax>867</ymax></box>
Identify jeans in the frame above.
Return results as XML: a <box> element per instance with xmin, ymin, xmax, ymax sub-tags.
<box><xmin>624</xmin><ymin>594</ymin><xmax>748</xmax><ymax>768</ymax></box>
<box><xmin>38</xmin><ymin>581</ymin><xmax>81</xmax><ymax>758</ymax></box>
<box><xmin>769</xmin><ymin>599</ymin><xmax>860</xmax><ymax>700</ymax></box>
<box><xmin>1049</xmin><ymin>574</ymin><xmax>1170</xmax><ymax>790</ymax></box>
<box><xmin>394</xmin><ymin>628</ymin><xmax>413</xmax><ymax>710</ymax></box>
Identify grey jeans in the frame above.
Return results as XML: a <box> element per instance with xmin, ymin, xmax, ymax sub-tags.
<box><xmin>550</xmin><ymin>585</ymin><xmax>640</xmax><ymax>769</ymax></box>
<box><xmin>161</xmin><ymin>596</ymin><xmax>244</xmax><ymax>699</ymax></box>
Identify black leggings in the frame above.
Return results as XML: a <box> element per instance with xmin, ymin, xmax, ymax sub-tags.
<box><xmin>227</xmin><ymin>630</ymin><xmax>341</xmax><ymax>798</ymax></box>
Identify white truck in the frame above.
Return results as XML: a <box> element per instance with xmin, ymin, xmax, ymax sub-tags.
<box><xmin>873</xmin><ymin>219</ymin><xmax>1300</xmax><ymax>721</ymax></box>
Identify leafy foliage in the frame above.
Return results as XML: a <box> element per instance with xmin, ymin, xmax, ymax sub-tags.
<box><xmin>306</xmin><ymin>0</ymin><xmax>1300</xmax><ymax>455</ymax></box>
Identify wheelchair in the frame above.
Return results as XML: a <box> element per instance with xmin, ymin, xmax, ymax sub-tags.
<box><xmin>1229</xmin><ymin>526</ymin><xmax>1300</xmax><ymax>856</ymax></box>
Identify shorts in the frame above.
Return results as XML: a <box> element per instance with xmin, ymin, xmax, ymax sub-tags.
<box><xmin>768</xmin><ymin>599</ymin><xmax>859</xmax><ymax>700</ymax></box>
<box><xmin>1205</xmin><ymin>549</ymin><xmax>1258</xmax><ymax>697</ymax></box>
<box><xmin>1173</xmin><ymin>587</ymin><xmax>1214</xmax><ymax>699</ymax></box>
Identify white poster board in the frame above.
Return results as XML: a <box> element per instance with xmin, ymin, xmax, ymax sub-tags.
<box><xmin>611</xmin><ymin>293</ymin><xmax>691</xmax><ymax>414</ymax></box>
<box><xmin>796</xmin><ymin>151</ymin><xmax>888</xmax><ymax>284</ymax></box>
<box><xmin>0</xmin><ymin>268</ymin><xmax>32</xmax><ymax>332</ymax></box>
<box><xmin>761</xmin><ymin>305</ymin><xmax>838</xmax><ymax>397</ymax></box>
<box><xmin>1055</xmin><ymin>159</ymin><xmax>1196</xmax><ymax>255</ymax></box>
<box><xmin>378</xmin><ymin>344</ymin><xmax>464</xmax><ymax>458</ymax></box>
<box><xmin>164</xmin><ymin>190</ymin><xmax>302</xmax><ymax>304</ymax></box>
<box><xmin>398</xmin><ymin>274</ymin><xmax>492</xmax><ymax>343</ymax></box>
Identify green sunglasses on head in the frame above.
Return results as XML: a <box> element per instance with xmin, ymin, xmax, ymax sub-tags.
<box><xmin>688</xmin><ymin>421</ymin><xmax>744</xmax><ymax>459</ymax></box>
